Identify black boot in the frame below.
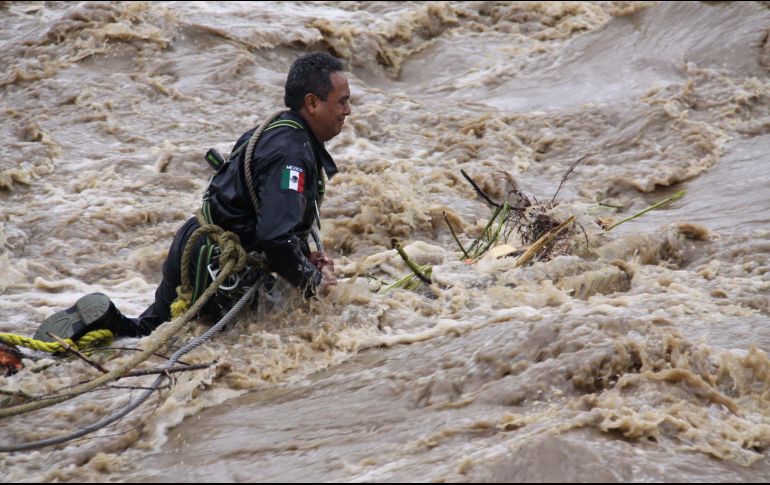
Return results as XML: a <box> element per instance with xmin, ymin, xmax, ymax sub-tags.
<box><xmin>34</xmin><ymin>293</ymin><xmax>122</xmax><ymax>343</ymax></box>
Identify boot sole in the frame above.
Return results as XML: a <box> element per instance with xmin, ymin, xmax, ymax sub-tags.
<box><xmin>76</xmin><ymin>293</ymin><xmax>111</xmax><ymax>327</ymax></box>
<box><xmin>34</xmin><ymin>293</ymin><xmax>111</xmax><ymax>342</ymax></box>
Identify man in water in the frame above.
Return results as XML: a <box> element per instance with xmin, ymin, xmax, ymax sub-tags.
<box><xmin>34</xmin><ymin>52</ymin><xmax>351</xmax><ymax>341</ymax></box>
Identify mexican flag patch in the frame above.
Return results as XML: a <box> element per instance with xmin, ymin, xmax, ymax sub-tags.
<box><xmin>280</xmin><ymin>165</ymin><xmax>305</xmax><ymax>193</ymax></box>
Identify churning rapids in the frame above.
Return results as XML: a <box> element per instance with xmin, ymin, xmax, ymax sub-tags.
<box><xmin>1</xmin><ymin>1</ymin><xmax>770</xmax><ymax>482</ymax></box>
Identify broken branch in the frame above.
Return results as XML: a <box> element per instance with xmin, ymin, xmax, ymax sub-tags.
<box><xmin>48</xmin><ymin>333</ymin><xmax>109</xmax><ymax>374</ymax></box>
<box><xmin>461</xmin><ymin>169</ymin><xmax>501</xmax><ymax>208</ymax></box>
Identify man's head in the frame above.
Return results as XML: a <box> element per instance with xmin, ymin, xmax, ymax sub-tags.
<box><xmin>284</xmin><ymin>53</ymin><xmax>351</xmax><ymax>143</ymax></box>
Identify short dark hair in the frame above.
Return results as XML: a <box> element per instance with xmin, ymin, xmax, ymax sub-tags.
<box><xmin>284</xmin><ymin>53</ymin><xmax>344</xmax><ymax>111</ymax></box>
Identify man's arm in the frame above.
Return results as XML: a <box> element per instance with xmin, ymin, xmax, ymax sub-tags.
<box><xmin>252</xmin><ymin>152</ymin><xmax>324</xmax><ymax>296</ymax></box>
<box><xmin>260</xmin><ymin>237</ymin><xmax>323</xmax><ymax>296</ymax></box>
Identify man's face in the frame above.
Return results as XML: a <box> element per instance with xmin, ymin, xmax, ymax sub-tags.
<box><xmin>306</xmin><ymin>72</ymin><xmax>351</xmax><ymax>142</ymax></box>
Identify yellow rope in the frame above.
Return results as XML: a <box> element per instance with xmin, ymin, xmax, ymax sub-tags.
<box><xmin>169</xmin><ymin>298</ymin><xmax>190</xmax><ymax>319</ymax></box>
<box><xmin>0</xmin><ymin>329</ymin><xmax>113</xmax><ymax>354</ymax></box>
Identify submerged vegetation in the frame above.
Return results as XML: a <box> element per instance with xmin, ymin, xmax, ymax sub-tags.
<box><xmin>385</xmin><ymin>154</ymin><xmax>686</xmax><ymax>293</ymax></box>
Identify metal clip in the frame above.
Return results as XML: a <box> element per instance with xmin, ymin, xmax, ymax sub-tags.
<box><xmin>208</xmin><ymin>263</ymin><xmax>241</xmax><ymax>291</ymax></box>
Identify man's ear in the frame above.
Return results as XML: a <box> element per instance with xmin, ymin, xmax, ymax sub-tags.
<box><xmin>304</xmin><ymin>93</ymin><xmax>320</xmax><ymax>115</ymax></box>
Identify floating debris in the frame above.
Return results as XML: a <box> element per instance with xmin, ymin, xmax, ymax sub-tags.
<box><xmin>0</xmin><ymin>343</ymin><xmax>23</xmax><ymax>376</ymax></box>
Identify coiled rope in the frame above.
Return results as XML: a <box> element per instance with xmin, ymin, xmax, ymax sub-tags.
<box><xmin>168</xmin><ymin>209</ymin><xmax>251</xmax><ymax>318</ymax></box>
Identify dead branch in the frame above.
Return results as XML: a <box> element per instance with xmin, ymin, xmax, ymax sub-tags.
<box><xmin>550</xmin><ymin>153</ymin><xmax>591</xmax><ymax>206</ymax></box>
<box><xmin>48</xmin><ymin>333</ymin><xmax>109</xmax><ymax>374</ymax></box>
<box><xmin>117</xmin><ymin>363</ymin><xmax>214</xmax><ymax>380</ymax></box>
<box><xmin>94</xmin><ymin>346</ymin><xmax>193</xmax><ymax>366</ymax></box>
<box><xmin>107</xmin><ymin>383</ymin><xmax>173</xmax><ymax>391</ymax></box>
<box><xmin>461</xmin><ymin>169</ymin><xmax>501</xmax><ymax>208</ymax></box>
<box><xmin>5</xmin><ymin>362</ymin><xmax>215</xmax><ymax>406</ymax></box>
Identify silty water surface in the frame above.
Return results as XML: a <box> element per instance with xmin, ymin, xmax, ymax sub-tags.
<box><xmin>1</xmin><ymin>1</ymin><xmax>769</xmax><ymax>481</ymax></box>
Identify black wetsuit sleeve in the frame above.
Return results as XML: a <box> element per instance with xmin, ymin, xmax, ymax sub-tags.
<box><xmin>260</xmin><ymin>236</ymin><xmax>322</xmax><ymax>297</ymax></box>
<box><xmin>253</xmin><ymin>152</ymin><xmax>322</xmax><ymax>295</ymax></box>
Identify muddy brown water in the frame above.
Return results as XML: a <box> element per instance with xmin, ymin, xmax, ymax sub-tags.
<box><xmin>1</xmin><ymin>1</ymin><xmax>769</xmax><ymax>481</ymax></box>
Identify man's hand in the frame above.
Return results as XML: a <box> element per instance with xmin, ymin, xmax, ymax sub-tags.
<box><xmin>310</xmin><ymin>251</ymin><xmax>334</xmax><ymax>272</ymax></box>
<box><xmin>309</xmin><ymin>251</ymin><xmax>334</xmax><ymax>272</ymax></box>
<box><xmin>310</xmin><ymin>251</ymin><xmax>337</xmax><ymax>296</ymax></box>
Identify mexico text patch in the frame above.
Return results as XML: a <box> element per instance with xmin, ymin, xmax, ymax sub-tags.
<box><xmin>280</xmin><ymin>165</ymin><xmax>305</xmax><ymax>193</ymax></box>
